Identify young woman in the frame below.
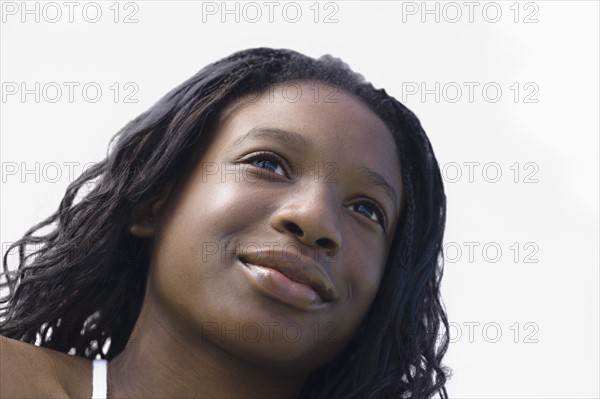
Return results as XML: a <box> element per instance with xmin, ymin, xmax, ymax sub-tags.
<box><xmin>0</xmin><ymin>48</ymin><xmax>450</xmax><ymax>398</ymax></box>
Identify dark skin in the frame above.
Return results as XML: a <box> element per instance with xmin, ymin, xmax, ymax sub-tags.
<box><xmin>0</xmin><ymin>81</ymin><xmax>403</xmax><ymax>398</ymax></box>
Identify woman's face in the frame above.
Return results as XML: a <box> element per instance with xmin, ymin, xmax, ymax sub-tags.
<box><xmin>143</xmin><ymin>81</ymin><xmax>403</xmax><ymax>372</ymax></box>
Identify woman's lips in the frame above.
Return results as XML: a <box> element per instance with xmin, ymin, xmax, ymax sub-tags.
<box><xmin>239</xmin><ymin>259</ymin><xmax>331</xmax><ymax>311</ymax></box>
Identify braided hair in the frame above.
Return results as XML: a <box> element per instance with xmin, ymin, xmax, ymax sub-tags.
<box><xmin>1</xmin><ymin>48</ymin><xmax>450</xmax><ymax>398</ymax></box>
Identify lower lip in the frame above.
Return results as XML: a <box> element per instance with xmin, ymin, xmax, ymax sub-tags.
<box><xmin>239</xmin><ymin>260</ymin><xmax>328</xmax><ymax>311</ymax></box>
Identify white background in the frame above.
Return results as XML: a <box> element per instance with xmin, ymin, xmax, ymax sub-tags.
<box><xmin>1</xmin><ymin>1</ymin><xmax>599</xmax><ymax>397</ymax></box>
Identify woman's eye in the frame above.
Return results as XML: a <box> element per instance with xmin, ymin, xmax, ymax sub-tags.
<box><xmin>247</xmin><ymin>153</ymin><xmax>286</xmax><ymax>176</ymax></box>
<box><xmin>350</xmin><ymin>202</ymin><xmax>386</xmax><ymax>228</ymax></box>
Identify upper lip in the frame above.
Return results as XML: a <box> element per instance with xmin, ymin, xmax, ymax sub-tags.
<box><xmin>239</xmin><ymin>250</ymin><xmax>336</xmax><ymax>302</ymax></box>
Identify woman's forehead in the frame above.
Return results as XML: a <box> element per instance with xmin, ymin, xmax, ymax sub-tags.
<box><xmin>216</xmin><ymin>82</ymin><xmax>398</xmax><ymax>161</ymax></box>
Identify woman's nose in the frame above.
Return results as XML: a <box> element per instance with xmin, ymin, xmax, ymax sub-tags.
<box><xmin>269</xmin><ymin>184</ymin><xmax>342</xmax><ymax>257</ymax></box>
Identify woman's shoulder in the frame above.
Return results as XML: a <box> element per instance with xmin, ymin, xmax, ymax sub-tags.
<box><xmin>0</xmin><ymin>335</ymin><xmax>92</xmax><ymax>398</ymax></box>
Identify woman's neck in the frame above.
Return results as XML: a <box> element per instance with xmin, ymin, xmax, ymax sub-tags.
<box><xmin>107</xmin><ymin>299</ymin><xmax>307</xmax><ymax>398</ymax></box>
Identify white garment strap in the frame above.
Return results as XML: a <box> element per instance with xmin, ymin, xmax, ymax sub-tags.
<box><xmin>92</xmin><ymin>359</ymin><xmax>108</xmax><ymax>399</ymax></box>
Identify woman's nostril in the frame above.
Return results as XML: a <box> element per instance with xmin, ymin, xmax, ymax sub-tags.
<box><xmin>284</xmin><ymin>222</ymin><xmax>338</xmax><ymax>250</ymax></box>
<box><xmin>316</xmin><ymin>238</ymin><xmax>336</xmax><ymax>250</ymax></box>
<box><xmin>286</xmin><ymin>222</ymin><xmax>303</xmax><ymax>236</ymax></box>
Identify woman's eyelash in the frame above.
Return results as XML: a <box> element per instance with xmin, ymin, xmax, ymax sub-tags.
<box><xmin>351</xmin><ymin>200</ymin><xmax>387</xmax><ymax>229</ymax></box>
<box><xmin>242</xmin><ymin>152</ymin><xmax>288</xmax><ymax>176</ymax></box>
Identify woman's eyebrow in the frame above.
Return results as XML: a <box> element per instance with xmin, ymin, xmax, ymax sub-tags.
<box><xmin>356</xmin><ymin>166</ymin><xmax>399</xmax><ymax>209</ymax></box>
<box><xmin>230</xmin><ymin>127</ymin><xmax>312</xmax><ymax>150</ymax></box>
<box><xmin>230</xmin><ymin>126</ymin><xmax>398</xmax><ymax>207</ymax></box>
